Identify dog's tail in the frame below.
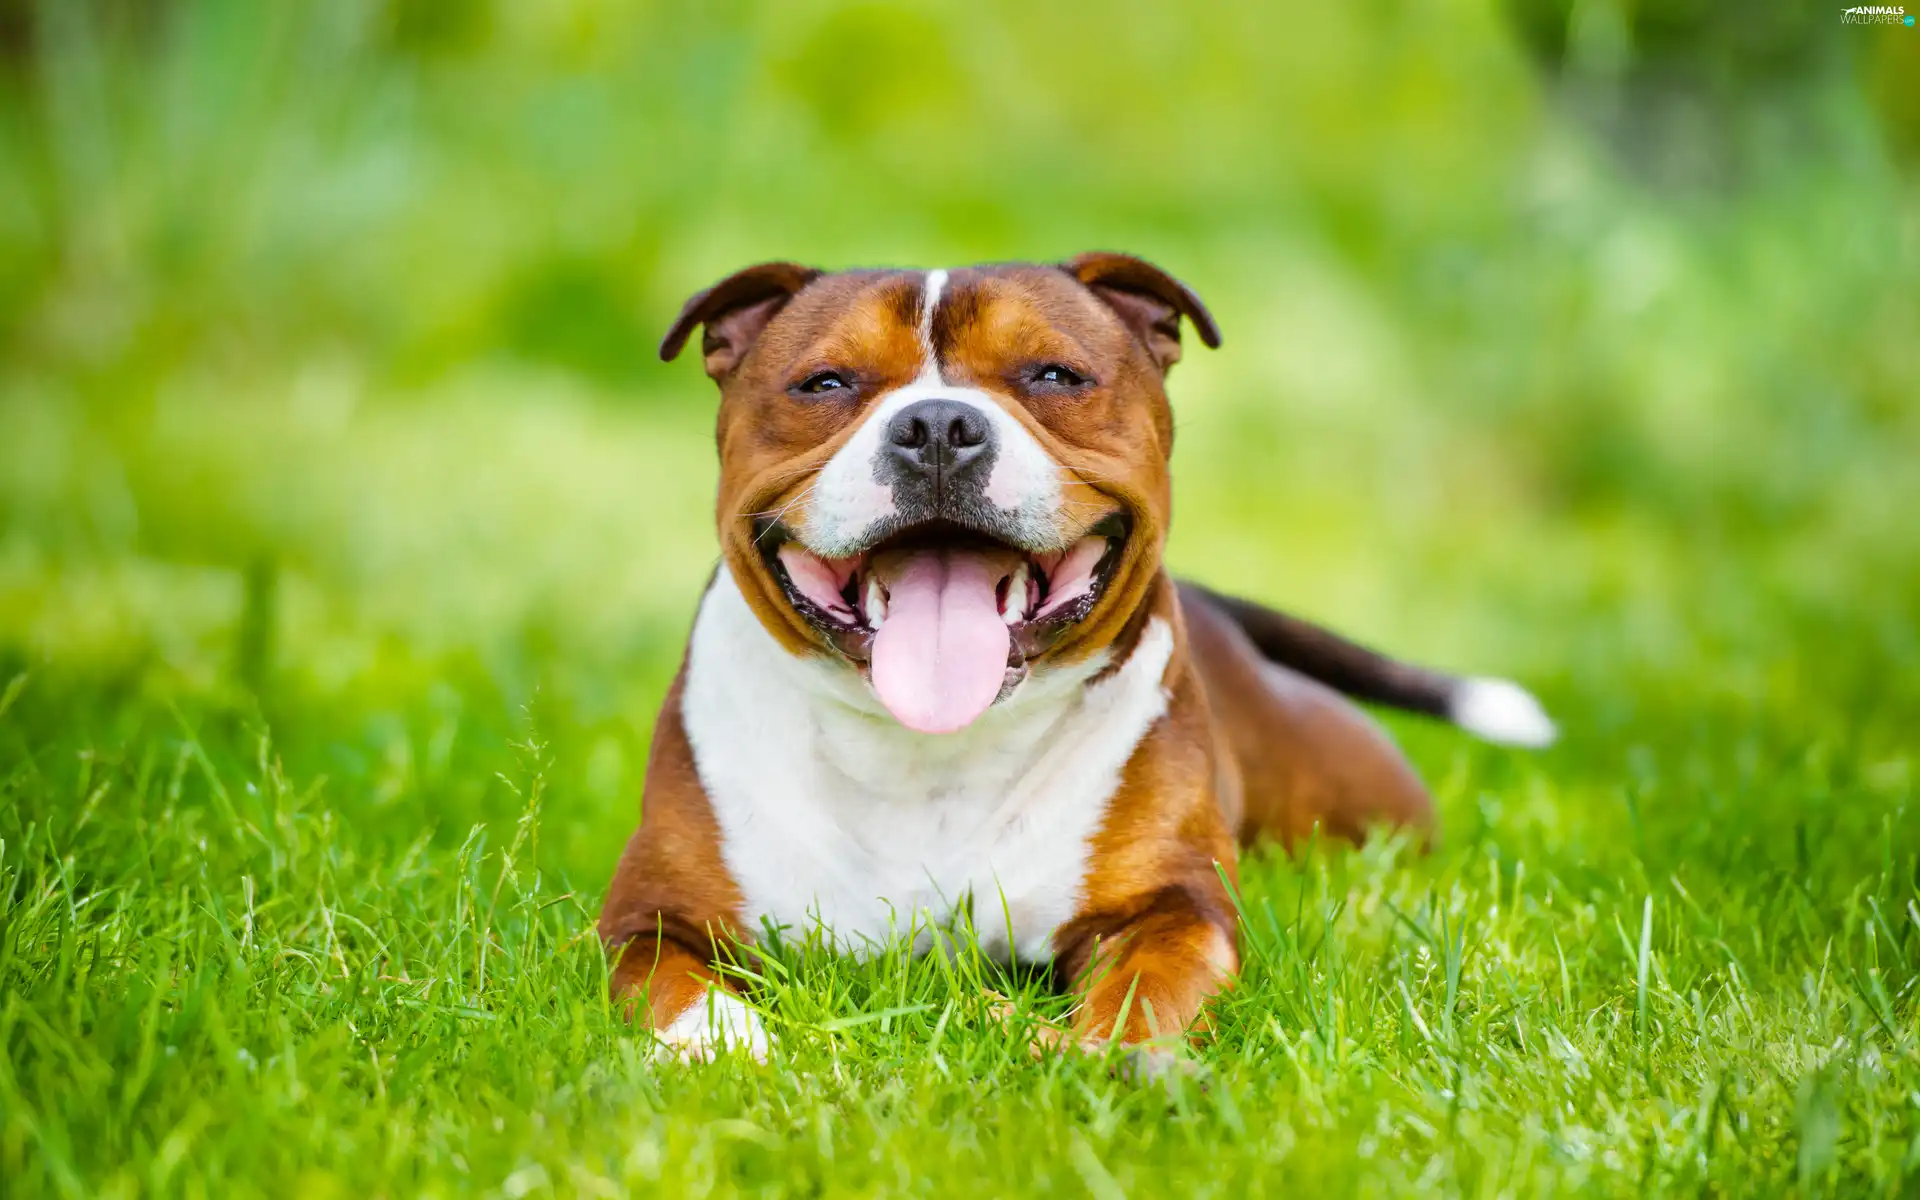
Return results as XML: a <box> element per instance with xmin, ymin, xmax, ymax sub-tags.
<box><xmin>1179</xmin><ymin>582</ymin><xmax>1557</xmax><ymax>747</ymax></box>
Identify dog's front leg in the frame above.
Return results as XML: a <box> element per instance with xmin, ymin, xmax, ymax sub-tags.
<box><xmin>608</xmin><ymin>932</ymin><xmax>767</xmax><ymax>1061</ymax></box>
<box><xmin>1040</xmin><ymin>627</ymin><xmax>1243</xmax><ymax>1070</ymax></box>
<box><xmin>600</xmin><ymin>667</ymin><xmax>766</xmax><ymax>1060</ymax></box>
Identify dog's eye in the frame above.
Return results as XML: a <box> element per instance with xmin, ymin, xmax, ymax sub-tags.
<box><xmin>793</xmin><ymin>371</ymin><xmax>851</xmax><ymax>396</ymax></box>
<box><xmin>1031</xmin><ymin>364</ymin><xmax>1088</xmax><ymax>388</ymax></box>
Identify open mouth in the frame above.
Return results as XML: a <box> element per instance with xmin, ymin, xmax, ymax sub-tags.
<box><xmin>754</xmin><ymin>512</ymin><xmax>1130</xmax><ymax>733</ymax></box>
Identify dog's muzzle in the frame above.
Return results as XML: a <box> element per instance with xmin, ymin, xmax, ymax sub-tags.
<box><xmin>881</xmin><ymin>397</ymin><xmax>997</xmax><ymax>511</ymax></box>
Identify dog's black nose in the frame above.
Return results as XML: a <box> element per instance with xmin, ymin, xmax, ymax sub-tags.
<box><xmin>885</xmin><ymin>399</ymin><xmax>994</xmax><ymax>491</ymax></box>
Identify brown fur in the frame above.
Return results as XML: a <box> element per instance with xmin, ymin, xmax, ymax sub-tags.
<box><xmin>597</xmin><ymin>665</ymin><xmax>749</xmax><ymax>1020</ymax></box>
<box><xmin>1181</xmin><ymin>581</ymin><xmax>1435</xmax><ymax>845</ymax></box>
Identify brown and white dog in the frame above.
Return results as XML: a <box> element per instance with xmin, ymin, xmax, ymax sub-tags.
<box><xmin>598</xmin><ymin>254</ymin><xmax>1555</xmax><ymax>1061</ymax></box>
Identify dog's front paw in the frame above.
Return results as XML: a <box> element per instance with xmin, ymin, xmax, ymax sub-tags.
<box><xmin>984</xmin><ymin>990</ymin><xmax>1076</xmax><ymax>1059</ymax></box>
<box><xmin>654</xmin><ymin>990</ymin><xmax>770</xmax><ymax>1063</ymax></box>
<box><xmin>1113</xmin><ymin>1041</ymin><xmax>1207</xmax><ymax>1091</ymax></box>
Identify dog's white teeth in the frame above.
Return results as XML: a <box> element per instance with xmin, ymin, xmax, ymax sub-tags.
<box><xmin>865</xmin><ymin>576</ymin><xmax>888</xmax><ymax>628</ymax></box>
<box><xmin>1001</xmin><ymin>563</ymin><xmax>1029</xmax><ymax>627</ymax></box>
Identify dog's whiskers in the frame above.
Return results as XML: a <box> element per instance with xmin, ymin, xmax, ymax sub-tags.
<box><xmin>746</xmin><ymin>481</ymin><xmax>822</xmax><ymax>545</ymax></box>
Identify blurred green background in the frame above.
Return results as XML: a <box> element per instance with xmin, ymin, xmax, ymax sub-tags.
<box><xmin>6</xmin><ymin>2</ymin><xmax>1920</xmax><ymax>1193</ymax></box>
<box><xmin>0</xmin><ymin>0</ymin><xmax>1915</xmax><ymax>881</ymax></box>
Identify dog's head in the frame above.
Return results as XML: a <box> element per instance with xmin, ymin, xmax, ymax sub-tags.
<box><xmin>661</xmin><ymin>254</ymin><xmax>1219</xmax><ymax>734</ymax></box>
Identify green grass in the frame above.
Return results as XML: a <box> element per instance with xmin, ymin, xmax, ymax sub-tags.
<box><xmin>3</xmin><ymin>1</ymin><xmax>1920</xmax><ymax>1195</ymax></box>
<box><xmin>4</xmin><ymin>381</ymin><xmax>1918</xmax><ymax>1197</ymax></box>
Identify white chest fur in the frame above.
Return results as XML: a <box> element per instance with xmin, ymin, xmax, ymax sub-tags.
<box><xmin>680</xmin><ymin>568</ymin><xmax>1173</xmax><ymax>962</ymax></box>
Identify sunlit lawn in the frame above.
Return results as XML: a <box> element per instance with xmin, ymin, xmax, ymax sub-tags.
<box><xmin>4</xmin><ymin>1</ymin><xmax>1920</xmax><ymax>1195</ymax></box>
<box><xmin>5</xmin><ymin>344</ymin><xmax>1918</xmax><ymax>1195</ymax></box>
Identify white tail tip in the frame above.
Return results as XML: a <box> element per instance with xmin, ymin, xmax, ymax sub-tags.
<box><xmin>1451</xmin><ymin>677</ymin><xmax>1558</xmax><ymax>747</ymax></box>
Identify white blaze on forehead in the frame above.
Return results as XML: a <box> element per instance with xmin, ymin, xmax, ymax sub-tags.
<box><xmin>794</xmin><ymin>267</ymin><xmax>1069</xmax><ymax>556</ymax></box>
<box><xmin>919</xmin><ymin>268</ymin><xmax>948</xmax><ymax>376</ymax></box>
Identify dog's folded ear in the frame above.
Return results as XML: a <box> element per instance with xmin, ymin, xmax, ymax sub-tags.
<box><xmin>1063</xmin><ymin>252</ymin><xmax>1221</xmax><ymax>372</ymax></box>
<box><xmin>660</xmin><ymin>262</ymin><xmax>822</xmax><ymax>380</ymax></box>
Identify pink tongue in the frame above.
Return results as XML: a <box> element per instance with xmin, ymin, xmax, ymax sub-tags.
<box><xmin>870</xmin><ymin>550</ymin><xmax>1011</xmax><ymax>734</ymax></box>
